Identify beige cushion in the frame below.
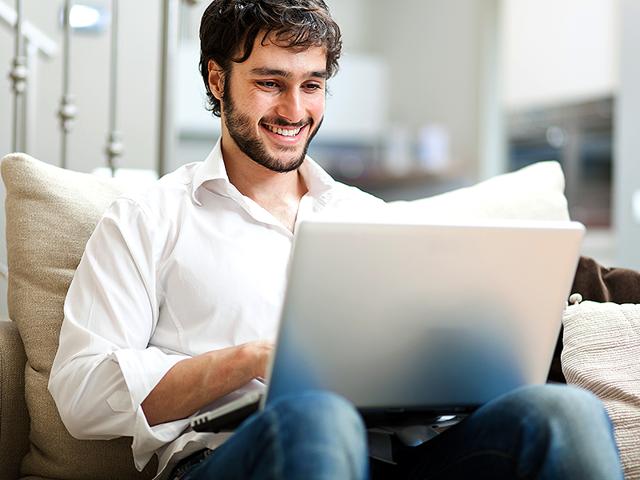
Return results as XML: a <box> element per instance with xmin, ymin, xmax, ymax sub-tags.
<box><xmin>1</xmin><ymin>153</ymin><xmax>156</xmax><ymax>479</ymax></box>
<box><xmin>315</xmin><ymin>161</ymin><xmax>570</xmax><ymax>224</ymax></box>
<box><xmin>0</xmin><ymin>320</ymin><xmax>30</xmax><ymax>480</ymax></box>
<box><xmin>390</xmin><ymin>160</ymin><xmax>570</xmax><ymax>221</ymax></box>
<box><xmin>562</xmin><ymin>301</ymin><xmax>640</xmax><ymax>479</ymax></box>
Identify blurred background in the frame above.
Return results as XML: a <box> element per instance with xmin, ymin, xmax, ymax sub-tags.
<box><xmin>1</xmin><ymin>0</ymin><xmax>639</xmax><ymax>317</ymax></box>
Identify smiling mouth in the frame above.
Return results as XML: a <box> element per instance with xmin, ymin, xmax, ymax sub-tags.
<box><xmin>261</xmin><ymin>122</ymin><xmax>307</xmax><ymax>138</ymax></box>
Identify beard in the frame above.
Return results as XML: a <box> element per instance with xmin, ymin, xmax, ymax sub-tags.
<box><xmin>222</xmin><ymin>83</ymin><xmax>323</xmax><ymax>173</ymax></box>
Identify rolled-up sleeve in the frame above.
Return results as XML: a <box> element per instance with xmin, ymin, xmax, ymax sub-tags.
<box><xmin>49</xmin><ymin>198</ymin><xmax>189</xmax><ymax>471</ymax></box>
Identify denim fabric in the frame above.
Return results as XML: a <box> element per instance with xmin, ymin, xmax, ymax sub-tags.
<box><xmin>391</xmin><ymin>384</ymin><xmax>622</xmax><ymax>480</ymax></box>
<box><xmin>178</xmin><ymin>385</ymin><xmax>622</xmax><ymax>480</ymax></box>
<box><xmin>180</xmin><ymin>391</ymin><xmax>368</xmax><ymax>480</ymax></box>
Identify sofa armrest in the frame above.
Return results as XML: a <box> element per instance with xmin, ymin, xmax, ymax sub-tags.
<box><xmin>0</xmin><ymin>320</ymin><xmax>30</xmax><ymax>480</ymax></box>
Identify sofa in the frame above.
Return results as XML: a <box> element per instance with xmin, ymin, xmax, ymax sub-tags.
<box><xmin>1</xmin><ymin>154</ymin><xmax>156</xmax><ymax>480</ymax></box>
<box><xmin>1</xmin><ymin>152</ymin><xmax>638</xmax><ymax>479</ymax></box>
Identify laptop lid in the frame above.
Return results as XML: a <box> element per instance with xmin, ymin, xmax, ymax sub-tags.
<box><xmin>263</xmin><ymin>219</ymin><xmax>584</xmax><ymax>413</ymax></box>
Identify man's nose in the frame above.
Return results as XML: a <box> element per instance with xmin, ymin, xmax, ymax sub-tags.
<box><xmin>276</xmin><ymin>89</ymin><xmax>304</xmax><ymax>123</ymax></box>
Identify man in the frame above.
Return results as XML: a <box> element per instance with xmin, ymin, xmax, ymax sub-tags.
<box><xmin>49</xmin><ymin>1</ymin><xmax>623</xmax><ymax>479</ymax></box>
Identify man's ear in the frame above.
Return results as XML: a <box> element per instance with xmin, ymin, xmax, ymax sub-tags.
<box><xmin>208</xmin><ymin>60</ymin><xmax>225</xmax><ymax>100</ymax></box>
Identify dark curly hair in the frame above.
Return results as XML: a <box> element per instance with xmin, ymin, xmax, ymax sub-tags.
<box><xmin>199</xmin><ymin>0</ymin><xmax>342</xmax><ymax>117</ymax></box>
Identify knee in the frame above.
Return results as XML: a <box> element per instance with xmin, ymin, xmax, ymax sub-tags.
<box><xmin>268</xmin><ymin>391</ymin><xmax>369</xmax><ymax>478</ymax></box>
<box><xmin>514</xmin><ymin>384</ymin><xmax>609</xmax><ymax>427</ymax></box>
<box><xmin>271</xmin><ymin>391</ymin><xmax>366</xmax><ymax>443</ymax></box>
<box><xmin>503</xmin><ymin>386</ymin><xmax>621</xmax><ymax>478</ymax></box>
<box><xmin>502</xmin><ymin>384</ymin><xmax>615</xmax><ymax>453</ymax></box>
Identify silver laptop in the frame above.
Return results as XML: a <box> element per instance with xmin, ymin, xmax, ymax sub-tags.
<box><xmin>191</xmin><ymin>219</ymin><xmax>584</xmax><ymax>432</ymax></box>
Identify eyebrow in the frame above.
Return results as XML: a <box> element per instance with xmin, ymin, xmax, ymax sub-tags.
<box><xmin>250</xmin><ymin>68</ymin><xmax>328</xmax><ymax>79</ymax></box>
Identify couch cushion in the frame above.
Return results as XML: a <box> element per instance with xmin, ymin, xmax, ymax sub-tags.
<box><xmin>562</xmin><ymin>301</ymin><xmax>640</xmax><ymax>479</ymax></box>
<box><xmin>390</xmin><ymin>160</ymin><xmax>570</xmax><ymax>221</ymax></box>
<box><xmin>0</xmin><ymin>320</ymin><xmax>30</xmax><ymax>480</ymax></box>
<box><xmin>1</xmin><ymin>153</ymin><xmax>156</xmax><ymax>479</ymax></box>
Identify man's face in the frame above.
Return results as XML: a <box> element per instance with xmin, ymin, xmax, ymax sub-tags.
<box><xmin>214</xmin><ymin>35</ymin><xmax>327</xmax><ymax>173</ymax></box>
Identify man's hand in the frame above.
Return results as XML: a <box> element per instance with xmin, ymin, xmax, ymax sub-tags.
<box><xmin>141</xmin><ymin>340</ymin><xmax>274</xmax><ymax>427</ymax></box>
<box><xmin>242</xmin><ymin>340</ymin><xmax>275</xmax><ymax>379</ymax></box>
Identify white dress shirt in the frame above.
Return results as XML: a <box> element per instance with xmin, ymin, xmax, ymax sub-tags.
<box><xmin>48</xmin><ymin>139</ymin><xmax>383</xmax><ymax>478</ymax></box>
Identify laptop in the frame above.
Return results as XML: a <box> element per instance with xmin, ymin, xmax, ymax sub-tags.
<box><xmin>191</xmin><ymin>219</ymin><xmax>584</xmax><ymax>433</ymax></box>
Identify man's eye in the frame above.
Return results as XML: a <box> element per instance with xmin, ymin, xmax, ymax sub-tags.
<box><xmin>258</xmin><ymin>81</ymin><xmax>278</xmax><ymax>89</ymax></box>
<box><xmin>304</xmin><ymin>83</ymin><xmax>323</xmax><ymax>91</ymax></box>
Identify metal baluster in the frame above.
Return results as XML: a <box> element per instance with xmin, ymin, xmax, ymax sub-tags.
<box><xmin>8</xmin><ymin>0</ymin><xmax>27</xmax><ymax>152</ymax></box>
<box><xmin>22</xmin><ymin>37</ymin><xmax>38</xmax><ymax>154</ymax></box>
<box><xmin>156</xmin><ymin>0</ymin><xmax>202</xmax><ymax>177</ymax></box>
<box><xmin>105</xmin><ymin>0</ymin><xmax>123</xmax><ymax>176</ymax></box>
<box><xmin>58</xmin><ymin>0</ymin><xmax>77</xmax><ymax>169</ymax></box>
<box><xmin>157</xmin><ymin>0</ymin><xmax>180</xmax><ymax>177</ymax></box>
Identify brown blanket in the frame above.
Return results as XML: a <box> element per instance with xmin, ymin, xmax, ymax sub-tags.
<box><xmin>548</xmin><ymin>256</ymin><xmax>640</xmax><ymax>382</ymax></box>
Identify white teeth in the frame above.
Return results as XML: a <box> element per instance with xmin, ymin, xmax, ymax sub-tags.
<box><xmin>265</xmin><ymin>124</ymin><xmax>302</xmax><ymax>137</ymax></box>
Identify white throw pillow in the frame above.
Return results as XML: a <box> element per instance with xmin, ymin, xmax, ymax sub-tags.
<box><xmin>322</xmin><ymin>161</ymin><xmax>570</xmax><ymax>222</ymax></box>
<box><xmin>562</xmin><ymin>301</ymin><xmax>640</xmax><ymax>479</ymax></box>
<box><xmin>392</xmin><ymin>160</ymin><xmax>569</xmax><ymax>221</ymax></box>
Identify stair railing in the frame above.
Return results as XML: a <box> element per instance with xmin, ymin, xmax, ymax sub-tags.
<box><xmin>5</xmin><ymin>0</ymin><xmax>202</xmax><ymax>177</ymax></box>
<box><xmin>2</xmin><ymin>0</ymin><xmax>57</xmax><ymax>153</ymax></box>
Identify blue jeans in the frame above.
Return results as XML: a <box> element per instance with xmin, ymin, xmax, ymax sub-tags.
<box><xmin>176</xmin><ymin>385</ymin><xmax>622</xmax><ymax>480</ymax></box>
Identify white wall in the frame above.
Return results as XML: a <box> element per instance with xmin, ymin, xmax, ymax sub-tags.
<box><xmin>366</xmin><ymin>0</ymin><xmax>488</xmax><ymax>176</ymax></box>
<box><xmin>502</xmin><ymin>0</ymin><xmax>619</xmax><ymax>110</ymax></box>
<box><xmin>615</xmin><ymin>0</ymin><xmax>640</xmax><ymax>269</ymax></box>
<box><xmin>326</xmin><ymin>0</ymin><xmax>369</xmax><ymax>53</ymax></box>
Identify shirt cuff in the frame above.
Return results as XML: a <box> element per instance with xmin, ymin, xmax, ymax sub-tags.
<box><xmin>112</xmin><ymin>346</ymin><xmax>188</xmax><ymax>408</ymax></box>
<box><xmin>111</xmin><ymin>347</ymin><xmax>192</xmax><ymax>470</ymax></box>
<box><xmin>131</xmin><ymin>406</ymin><xmax>191</xmax><ymax>471</ymax></box>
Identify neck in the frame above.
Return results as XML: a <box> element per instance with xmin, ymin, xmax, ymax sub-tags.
<box><xmin>220</xmin><ymin>134</ymin><xmax>308</xmax><ymax>228</ymax></box>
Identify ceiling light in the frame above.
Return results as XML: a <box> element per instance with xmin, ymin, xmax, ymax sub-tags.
<box><xmin>60</xmin><ymin>3</ymin><xmax>108</xmax><ymax>33</ymax></box>
<box><xmin>69</xmin><ymin>5</ymin><xmax>100</xmax><ymax>29</ymax></box>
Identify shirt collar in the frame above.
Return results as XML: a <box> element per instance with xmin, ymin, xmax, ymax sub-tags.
<box><xmin>191</xmin><ymin>139</ymin><xmax>229</xmax><ymax>206</ymax></box>
<box><xmin>191</xmin><ymin>138</ymin><xmax>337</xmax><ymax>206</ymax></box>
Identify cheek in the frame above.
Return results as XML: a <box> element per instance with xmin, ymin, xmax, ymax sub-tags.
<box><xmin>307</xmin><ymin>96</ymin><xmax>325</xmax><ymax>118</ymax></box>
<box><xmin>243</xmin><ymin>90</ymin><xmax>276</xmax><ymax>115</ymax></box>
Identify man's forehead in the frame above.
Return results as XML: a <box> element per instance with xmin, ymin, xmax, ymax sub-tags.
<box><xmin>249</xmin><ymin>67</ymin><xmax>328</xmax><ymax>79</ymax></box>
<box><xmin>235</xmin><ymin>35</ymin><xmax>328</xmax><ymax>76</ymax></box>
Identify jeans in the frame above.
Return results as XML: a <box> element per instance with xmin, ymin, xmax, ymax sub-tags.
<box><xmin>176</xmin><ymin>385</ymin><xmax>622</xmax><ymax>480</ymax></box>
